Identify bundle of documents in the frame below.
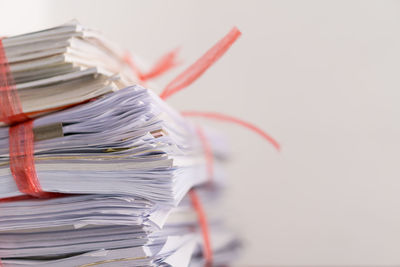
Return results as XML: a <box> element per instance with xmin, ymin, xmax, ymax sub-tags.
<box><xmin>0</xmin><ymin>86</ymin><xmax>208</xmax><ymax>204</ymax></box>
<box><xmin>0</xmin><ymin>22</ymin><xmax>241</xmax><ymax>266</ymax></box>
<box><xmin>0</xmin><ymin>186</ymin><xmax>240</xmax><ymax>266</ymax></box>
<box><xmin>1</xmin><ymin>21</ymin><xmax>136</xmax><ymax>122</ymax></box>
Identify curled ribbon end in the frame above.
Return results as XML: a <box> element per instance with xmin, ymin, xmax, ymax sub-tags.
<box><xmin>182</xmin><ymin>111</ymin><xmax>280</xmax><ymax>152</ymax></box>
<box><xmin>230</xmin><ymin>26</ymin><xmax>242</xmax><ymax>40</ymax></box>
<box><xmin>141</xmin><ymin>47</ymin><xmax>181</xmax><ymax>81</ymax></box>
<box><xmin>160</xmin><ymin>26</ymin><xmax>242</xmax><ymax>100</ymax></box>
<box><xmin>276</xmin><ymin>144</ymin><xmax>281</xmax><ymax>152</ymax></box>
<box><xmin>261</xmin><ymin>133</ymin><xmax>281</xmax><ymax>152</ymax></box>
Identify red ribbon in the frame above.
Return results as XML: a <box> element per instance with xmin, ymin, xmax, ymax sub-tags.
<box><xmin>9</xmin><ymin>121</ymin><xmax>41</xmax><ymax>196</ymax></box>
<box><xmin>189</xmin><ymin>189</ymin><xmax>213</xmax><ymax>264</ymax></box>
<box><xmin>159</xmin><ymin>26</ymin><xmax>281</xmax><ymax>264</ymax></box>
<box><xmin>195</xmin><ymin>126</ymin><xmax>214</xmax><ymax>183</ymax></box>
<box><xmin>158</xmin><ymin>27</ymin><xmax>242</xmax><ymax>264</ymax></box>
<box><xmin>192</xmin><ymin>127</ymin><xmax>214</xmax><ymax>265</ymax></box>
<box><xmin>0</xmin><ymin>39</ymin><xmax>52</xmax><ymax>198</ymax></box>
<box><xmin>0</xmin><ymin>39</ymin><xmax>29</xmax><ymax>124</ymax></box>
<box><xmin>159</xmin><ymin>27</ymin><xmax>241</xmax><ymax>100</ymax></box>
<box><xmin>182</xmin><ymin>111</ymin><xmax>280</xmax><ymax>151</ymax></box>
<box><xmin>157</xmin><ymin>27</ymin><xmax>241</xmax><ymax>264</ymax></box>
<box><xmin>124</xmin><ymin>48</ymin><xmax>180</xmax><ymax>82</ymax></box>
<box><xmin>9</xmin><ymin>121</ymin><xmax>60</xmax><ymax>198</ymax></box>
<box><xmin>186</xmin><ymin>114</ymin><xmax>279</xmax><ymax>264</ymax></box>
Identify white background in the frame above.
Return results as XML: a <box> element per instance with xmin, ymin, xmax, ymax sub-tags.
<box><xmin>1</xmin><ymin>1</ymin><xmax>400</xmax><ymax>265</ymax></box>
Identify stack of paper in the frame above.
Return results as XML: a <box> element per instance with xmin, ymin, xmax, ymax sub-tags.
<box><xmin>0</xmin><ymin>186</ymin><xmax>240</xmax><ymax>266</ymax></box>
<box><xmin>1</xmin><ymin>21</ymin><xmax>136</xmax><ymax>121</ymax></box>
<box><xmin>0</xmin><ymin>86</ymin><xmax>208</xmax><ymax>205</ymax></box>
<box><xmin>0</xmin><ymin>22</ymin><xmax>241</xmax><ymax>266</ymax></box>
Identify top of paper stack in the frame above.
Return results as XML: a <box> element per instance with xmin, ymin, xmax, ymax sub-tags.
<box><xmin>1</xmin><ymin>21</ymin><xmax>138</xmax><ymax>118</ymax></box>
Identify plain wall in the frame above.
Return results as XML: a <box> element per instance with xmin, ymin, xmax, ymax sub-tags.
<box><xmin>1</xmin><ymin>0</ymin><xmax>400</xmax><ymax>265</ymax></box>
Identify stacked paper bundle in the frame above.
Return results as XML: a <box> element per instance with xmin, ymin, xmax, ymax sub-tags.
<box><xmin>0</xmin><ymin>21</ymin><xmax>253</xmax><ymax>267</ymax></box>
<box><xmin>0</xmin><ymin>22</ymin><xmax>140</xmax><ymax>124</ymax></box>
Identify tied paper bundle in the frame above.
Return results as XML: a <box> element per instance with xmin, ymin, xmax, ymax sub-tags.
<box><xmin>0</xmin><ymin>21</ymin><xmax>141</xmax><ymax>124</ymax></box>
<box><xmin>0</xmin><ymin>21</ymin><xmax>269</xmax><ymax>266</ymax></box>
<box><xmin>0</xmin><ymin>87</ymin><xmax>209</xmax><ymax>204</ymax></box>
